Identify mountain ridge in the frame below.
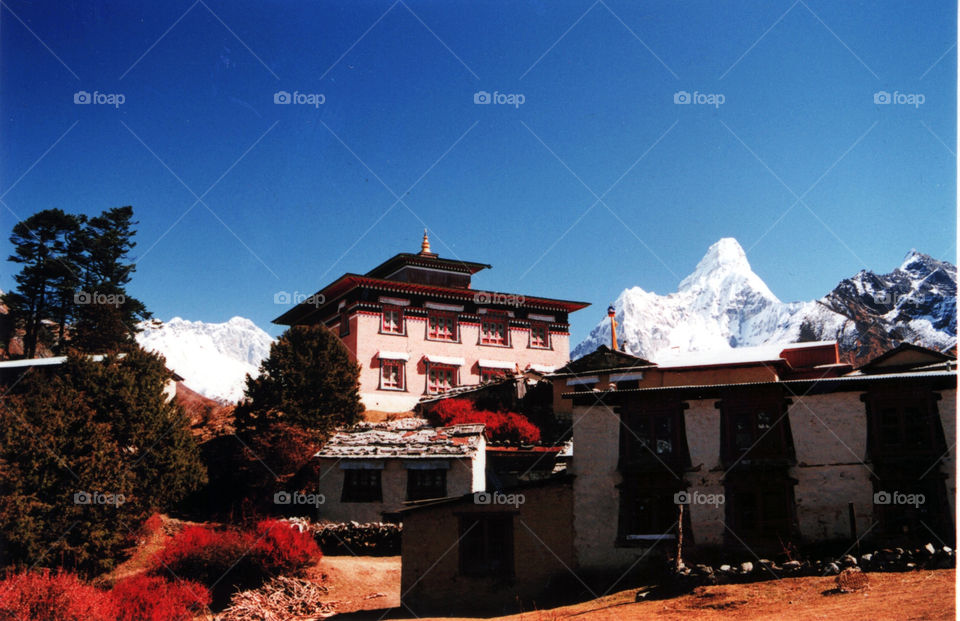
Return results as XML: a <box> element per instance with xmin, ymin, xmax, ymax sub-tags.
<box><xmin>573</xmin><ymin>239</ymin><xmax>956</xmax><ymax>365</ymax></box>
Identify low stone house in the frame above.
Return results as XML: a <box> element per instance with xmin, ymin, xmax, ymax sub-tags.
<box><xmin>394</xmin><ymin>342</ymin><xmax>956</xmax><ymax>612</ymax></box>
<box><xmin>394</xmin><ymin>475</ymin><xmax>574</xmax><ymax>615</ymax></box>
<box><xmin>566</xmin><ymin>342</ymin><xmax>956</xmax><ymax>577</ymax></box>
<box><xmin>313</xmin><ymin>418</ymin><xmax>485</xmax><ymax>523</ymax></box>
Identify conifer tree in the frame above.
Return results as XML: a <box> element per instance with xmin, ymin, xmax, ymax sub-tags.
<box><xmin>235</xmin><ymin>324</ymin><xmax>363</xmax><ymax>437</ymax></box>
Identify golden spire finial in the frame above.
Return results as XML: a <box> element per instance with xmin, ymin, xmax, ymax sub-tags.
<box><xmin>420</xmin><ymin>229</ymin><xmax>431</xmax><ymax>255</ymax></box>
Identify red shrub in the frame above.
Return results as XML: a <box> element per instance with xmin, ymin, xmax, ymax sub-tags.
<box><xmin>141</xmin><ymin>513</ymin><xmax>164</xmax><ymax>536</ymax></box>
<box><xmin>253</xmin><ymin>520</ymin><xmax>322</xmax><ymax>573</ymax></box>
<box><xmin>150</xmin><ymin>525</ymin><xmax>255</xmax><ymax>588</ymax></box>
<box><xmin>111</xmin><ymin>575</ymin><xmax>210</xmax><ymax>621</ymax></box>
<box><xmin>428</xmin><ymin>399</ymin><xmax>541</xmax><ymax>444</ymax></box>
<box><xmin>0</xmin><ymin>570</ymin><xmax>115</xmax><ymax>621</ymax></box>
<box><xmin>149</xmin><ymin>521</ymin><xmax>321</xmax><ymax>609</ymax></box>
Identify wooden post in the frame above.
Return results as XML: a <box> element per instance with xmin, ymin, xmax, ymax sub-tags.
<box><xmin>676</xmin><ymin>503</ymin><xmax>684</xmax><ymax>570</ymax></box>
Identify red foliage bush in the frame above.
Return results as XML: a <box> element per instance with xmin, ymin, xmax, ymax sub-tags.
<box><xmin>428</xmin><ymin>398</ymin><xmax>541</xmax><ymax>444</ymax></box>
<box><xmin>253</xmin><ymin>520</ymin><xmax>322</xmax><ymax>573</ymax></box>
<box><xmin>110</xmin><ymin>575</ymin><xmax>210</xmax><ymax>621</ymax></box>
<box><xmin>141</xmin><ymin>513</ymin><xmax>164</xmax><ymax>536</ymax></box>
<box><xmin>0</xmin><ymin>570</ymin><xmax>115</xmax><ymax>621</ymax></box>
<box><xmin>149</xmin><ymin>520</ymin><xmax>321</xmax><ymax>608</ymax></box>
<box><xmin>150</xmin><ymin>525</ymin><xmax>254</xmax><ymax>589</ymax></box>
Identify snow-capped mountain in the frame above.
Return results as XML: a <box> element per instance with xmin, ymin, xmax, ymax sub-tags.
<box><xmin>573</xmin><ymin>238</ymin><xmax>956</xmax><ymax>364</ymax></box>
<box><xmin>137</xmin><ymin>316</ymin><xmax>274</xmax><ymax>403</ymax></box>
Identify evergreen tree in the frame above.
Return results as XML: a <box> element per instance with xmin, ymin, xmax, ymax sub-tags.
<box><xmin>0</xmin><ymin>374</ymin><xmax>137</xmax><ymax>576</ymax></box>
<box><xmin>0</xmin><ymin>351</ymin><xmax>207</xmax><ymax>576</ymax></box>
<box><xmin>3</xmin><ymin>206</ymin><xmax>151</xmax><ymax>357</ymax></box>
<box><xmin>235</xmin><ymin>324</ymin><xmax>363</xmax><ymax>437</ymax></box>
<box><xmin>72</xmin><ymin>206</ymin><xmax>150</xmax><ymax>352</ymax></box>
<box><xmin>58</xmin><ymin>349</ymin><xmax>208</xmax><ymax>510</ymax></box>
<box><xmin>2</xmin><ymin>209</ymin><xmax>83</xmax><ymax>357</ymax></box>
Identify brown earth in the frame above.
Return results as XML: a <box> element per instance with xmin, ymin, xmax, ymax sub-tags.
<box><xmin>326</xmin><ymin>560</ymin><xmax>953</xmax><ymax>621</ymax></box>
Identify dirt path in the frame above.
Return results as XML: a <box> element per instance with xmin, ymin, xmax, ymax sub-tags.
<box><xmin>307</xmin><ymin>555</ymin><xmax>401</xmax><ymax>615</ymax></box>
<box><xmin>431</xmin><ymin>570</ymin><xmax>955</xmax><ymax>621</ymax></box>
<box><xmin>328</xmin><ymin>568</ymin><xmax>953</xmax><ymax>621</ymax></box>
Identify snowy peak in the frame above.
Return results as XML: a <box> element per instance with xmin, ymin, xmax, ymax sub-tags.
<box><xmin>136</xmin><ymin>316</ymin><xmax>274</xmax><ymax>403</ymax></box>
<box><xmin>677</xmin><ymin>238</ymin><xmax>780</xmax><ymax>303</ymax></box>
<box><xmin>573</xmin><ymin>239</ymin><xmax>957</xmax><ymax>364</ymax></box>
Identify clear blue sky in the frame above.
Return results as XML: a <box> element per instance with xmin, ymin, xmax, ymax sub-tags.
<box><xmin>1</xmin><ymin>1</ymin><xmax>955</xmax><ymax>344</ymax></box>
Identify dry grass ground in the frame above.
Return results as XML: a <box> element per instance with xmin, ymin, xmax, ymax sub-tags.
<box><xmin>326</xmin><ymin>560</ymin><xmax>953</xmax><ymax>621</ymax></box>
<box><xmin>102</xmin><ymin>525</ymin><xmax>954</xmax><ymax>621</ymax></box>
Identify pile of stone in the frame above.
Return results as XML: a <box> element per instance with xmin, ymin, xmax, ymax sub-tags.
<box><xmin>666</xmin><ymin>543</ymin><xmax>954</xmax><ymax>590</ymax></box>
<box><xmin>283</xmin><ymin>518</ymin><xmax>402</xmax><ymax>556</ymax></box>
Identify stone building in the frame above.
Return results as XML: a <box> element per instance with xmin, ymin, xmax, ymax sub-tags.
<box><xmin>395</xmin><ymin>341</ymin><xmax>956</xmax><ymax>612</ymax></box>
<box><xmin>313</xmin><ymin>418</ymin><xmax>485</xmax><ymax>523</ymax></box>
<box><xmin>273</xmin><ymin>233</ymin><xmax>589</xmax><ymax>412</ymax></box>
<box><xmin>566</xmin><ymin>342</ymin><xmax>956</xmax><ymax>575</ymax></box>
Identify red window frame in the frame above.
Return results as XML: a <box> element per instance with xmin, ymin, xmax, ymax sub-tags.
<box><xmin>480</xmin><ymin>367</ymin><xmax>508</xmax><ymax>382</ymax></box>
<box><xmin>480</xmin><ymin>316</ymin><xmax>508</xmax><ymax>346</ymax></box>
<box><xmin>381</xmin><ymin>306</ymin><xmax>404</xmax><ymax>335</ymax></box>
<box><xmin>427</xmin><ymin>312</ymin><xmax>458</xmax><ymax>341</ymax></box>
<box><xmin>427</xmin><ymin>364</ymin><xmax>457</xmax><ymax>394</ymax></box>
<box><xmin>529</xmin><ymin>323</ymin><xmax>550</xmax><ymax>349</ymax></box>
<box><xmin>380</xmin><ymin>359</ymin><xmax>405</xmax><ymax>391</ymax></box>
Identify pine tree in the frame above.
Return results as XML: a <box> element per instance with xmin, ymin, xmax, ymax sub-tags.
<box><xmin>0</xmin><ymin>351</ymin><xmax>207</xmax><ymax>576</ymax></box>
<box><xmin>3</xmin><ymin>206</ymin><xmax>151</xmax><ymax>357</ymax></box>
<box><xmin>0</xmin><ymin>373</ymin><xmax>137</xmax><ymax>576</ymax></box>
<box><xmin>72</xmin><ymin>206</ymin><xmax>150</xmax><ymax>352</ymax></box>
<box><xmin>2</xmin><ymin>209</ymin><xmax>83</xmax><ymax>357</ymax></box>
<box><xmin>235</xmin><ymin>324</ymin><xmax>363</xmax><ymax>437</ymax></box>
<box><xmin>57</xmin><ymin>349</ymin><xmax>207</xmax><ymax>510</ymax></box>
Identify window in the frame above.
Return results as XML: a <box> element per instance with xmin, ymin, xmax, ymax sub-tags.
<box><xmin>725</xmin><ymin>483</ymin><xmax>794</xmax><ymax>543</ymax></box>
<box><xmin>381</xmin><ymin>307</ymin><xmax>404</xmax><ymax>334</ymax></box>
<box><xmin>407</xmin><ymin>469</ymin><xmax>446</xmax><ymax>501</ymax></box>
<box><xmin>874</xmin><ymin>468</ymin><xmax>951</xmax><ymax>542</ymax></box>
<box><xmin>459</xmin><ymin>516</ymin><xmax>513</xmax><ymax>577</ymax></box>
<box><xmin>427</xmin><ymin>312</ymin><xmax>457</xmax><ymax>341</ymax></box>
<box><xmin>339</xmin><ymin>311</ymin><xmax>350</xmax><ymax>336</ymax></box>
<box><xmin>342</xmin><ymin>469</ymin><xmax>382</xmax><ymax>502</ymax></box>
<box><xmin>529</xmin><ymin>323</ymin><xmax>550</xmax><ymax>349</ymax></box>
<box><xmin>480</xmin><ymin>367</ymin><xmax>507</xmax><ymax>383</ymax></box>
<box><xmin>720</xmin><ymin>394</ymin><xmax>792</xmax><ymax>464</ymax></box>
<box><xmin>380</xmin><ymin>359</ymin><xmax>405</xmax><ymax>391</ymax></box>
<box><xmin>427</xmin><ymin>365</ymin><xmax>457</xmax><ymax>394</ymax></box>
<box><xmin>619</xmin><ymin>402</ymin><xmax>689</xmax><ymax>469</ymax></box>
<box><xmin>480</xmin><ymin>317</ymin><xmax>508</xmax><ymax>346</ymax></box>
<box><xmin>866</xmin><ymin>391</ymin><xmax>944</xmax><ymax>457</ymax></box>
<box><xmin>618</xmin><ymin>475</ymin><xmax>681</xmax><ymax>541</ymax></box>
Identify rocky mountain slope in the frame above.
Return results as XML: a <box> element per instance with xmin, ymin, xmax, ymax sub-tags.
<box><xmin>136</xmin><ymin>316</ymin><xmax>274</xmax><ymax>403</ymax></box>
<box><xmin>573</xmin><ymin>239</ymin><xmax>956</xmax><ymax>365</ymax></box>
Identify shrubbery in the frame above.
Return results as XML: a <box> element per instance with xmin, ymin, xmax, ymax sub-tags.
<box><xmin>149</xmin><ymin>520</ymin><xmax>321</xmax><ymax>606</ymax></box>
<box><xmin>0</xmin><ymin>570</ymin><xmax>210</xmax><ymax>621</ymax></box>
<box><xmin>109</xmin><ymin>575</ymin><xmax>210</xmax><ymax>621</ymax></box>
<box><xmin>0</xmin><ymin>570</ymin><xmax>115</xmax><ymax>621</ymax></box>
<box><xmin>428</xmin><ymin>398</ymin><xmax>541</xmax><ymax>444</ymax></box>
